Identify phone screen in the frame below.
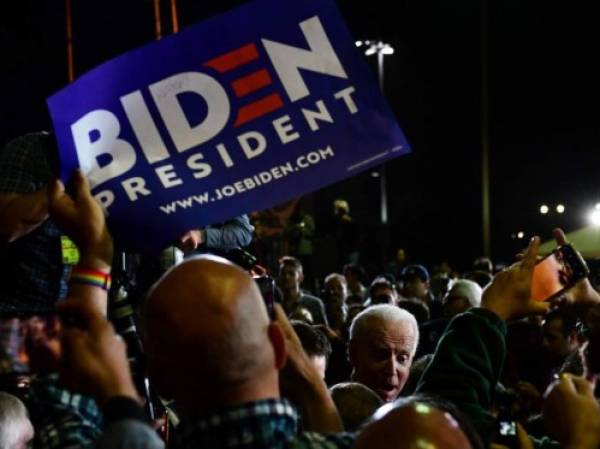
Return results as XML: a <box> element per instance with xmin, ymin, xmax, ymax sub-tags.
<box><xmin>496</xmin><ymin>420</ymin><xmax>518</xmax><ymax>449</ymax></box>
<box><xmin>0</xmin><ymin>314</ymin><xmax>61</xmax><ymax>376</ymax></box>
<box><xmin>531</xmin><ymin>251</ymin><xmax>572</xmax><ymax>302</ymax></box>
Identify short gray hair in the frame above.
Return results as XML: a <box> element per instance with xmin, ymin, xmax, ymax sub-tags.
<box><xmin>0</xmin><ymin>392</ymin><xmax>30</xmax><ymax>449</ymax></box>
<box><xmin>349</xmin><ymin>304</ymin><xmax>419</xmax><ymax>356</ymax></box>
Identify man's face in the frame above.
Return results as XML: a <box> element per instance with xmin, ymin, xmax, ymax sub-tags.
<box><xmin>403</xmin><ymin>278</ymin><xmax>428</xmax><ymax>300</ymax></box>
<box><xmin>443</xmin><ymin>294</ymin><xmax>471</xmax><ymax>319</ymax></box>
<box><xmin>350</xmin><ymin>318</ymin><xmax>417</xmax><ymax>402</ymax></box>
<box><xmin>325</xmin><ymin>277</ymin><xmax>348</xmax><ymax>303</ymax></box>
<box><xmin>371</xmin><ymin>286</ymin><xmax>397</xmax><ymax>305</ymax></box>
<box><xmin>543</xmin><ymin>318</ymin><xmax>576</xmax><ymax>363</ymax></box>
<box><xmin>278</xmin><ymin>265</ymin><xmax>302</xmax><ymax>290</ymax></box>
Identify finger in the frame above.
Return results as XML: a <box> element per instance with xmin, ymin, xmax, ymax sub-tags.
<box><xmin>73</xmin><ymin>169</ymin><xmax>92</xmax><ymax>202</ymax></box>
<box><xmin>553</xmin><ymin>228</ymin><xmax>568</xmax><ymax>246</ymax></box>
<box><xmin>273</xmin><ymin>304</ymin><xmax>291</xmax><ymax>333</ymax></box>
<box><xmin>273</xmin><ymin>304</ymin><xmax>301</xmax><ymax>344</ymax></box>
<box><xmin>554</xmin><ymin>373</ymin><xmax>577</xmax><ymax>394</ymax></box>
<box><xmin>524</xmin><ymin>301</ymin><xmax>551</xmax><ymax>318</ymax></box>
<box><xmin>570</xmin><ymin>376</ymin><xmax>595</xmax><ymax>397</ymax></box>
<box><xmin>48</xmin><ymin>179</ymin><xmax>79</xmax><ymax>224</ymax></box>
<box><xmin>516</xmin><ymin>423</ymin><xmax>534</xmax><ymax>449</ymax></box>
<box><xmin>48</xmin><ymin>178</ymin><xmax>65</xmax><ymax>204</ymax></box>
<box><xmin>521</xmin><ymin>236</ymin><xmax>540</xmax><ymax>270</ymax></box>
<box><xmin>48</xmin><ymin>179</ymin><xmax>71</xmax><ymax>214</ymax></box>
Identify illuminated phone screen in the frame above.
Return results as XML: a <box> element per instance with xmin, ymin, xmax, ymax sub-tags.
<box><xmin>531</xmin><ymin>251</ymin><xmax>573</xmax><ymax>302</ymax></box>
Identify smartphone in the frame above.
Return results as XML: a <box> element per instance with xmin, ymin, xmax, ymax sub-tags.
<box><xmin>531</xmin><ymin>244</ymin><xmax>589</xmax><ymax>302</ymax></box>
<box><xmin>0</xmin><ymin>312</ymin><xmax>62</xmax><ymax>377</ymax></box>
<box><xmin>254</xmin><ymin>276</ymin><xmax>276</xmax><ymax>320</ymax></box>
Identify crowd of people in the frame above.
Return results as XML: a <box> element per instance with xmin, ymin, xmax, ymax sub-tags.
<box><xmin>2</xmin><ymin>132</ymin><xmax>600</xmax><ymax>449</ymax></box>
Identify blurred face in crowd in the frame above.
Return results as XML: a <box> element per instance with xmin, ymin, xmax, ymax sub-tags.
<box><xmin>278</xmin><ymin>264</ymin><xmax>302</xmax><ymax>291</ymax></box>
<box><xmin>396</xmin><ymin>248</ymin><xmax>407</xmax><ymax>264</ymax></box>
<box><xmin>443</xmin><ymin>294</ymin><xmax>471</xmax><ymax>319</ymax></box>
<box><xmin>325</xmin><ymin>276</ymin><xmax>348</xmax><ymax>303</ymax></box>
<box><xmin>542</xmin><ymin>317</ymin><xmax>577</xmax><ymax>364</ymax></box>
<box><xmin>324</xmin><ymin>276</ymin><xmax>348</xmax><ymax>328</ymax></box>
<box><xmin>371</xmin><ymin>285</ymin><xmax>397</xmax><ymax>305</ymax></box>
<box><xmin>403</xmin><ymin>277</ymin><xmax>429</xmax><ymax>301</ymax></box>
<box><xmin>350</xmin><ymin>317</ymin><xmax>417</xmax><ymax>402</ymax></box>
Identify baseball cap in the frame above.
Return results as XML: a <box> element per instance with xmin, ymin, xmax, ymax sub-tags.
<box><xmin>401</xmin><ymin>264</ymin><xmax>430</xmax><ymax>283</ymax></box>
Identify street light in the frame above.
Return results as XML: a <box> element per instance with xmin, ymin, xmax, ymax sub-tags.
<box><xmin>355</xmin><ymin>39</ymin><xmax>395</xmax><ymax>225</ymax></box>
<box><xmin>556</xmin><ymin>204</ymin><xmax>565</xmax><ymax>214</ymax></box>
<box><xmin>590</xmin><ymin>209</ymin><xmax>600</xmax><ymax>227</ymax></box>
<box><xmin>540</xmin><ymin>204</ymin><xmax>549</xmax><ymax>215</ymax></box>
<box><xmin>517</xmin><ymin>231</ymin><xmax>525</xmax><ymax>239</ymax></box>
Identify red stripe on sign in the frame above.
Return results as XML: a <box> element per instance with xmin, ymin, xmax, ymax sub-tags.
<box><xmin>232</xmin><ymin>69</ymin><xmax>272</xmax><ymax>97</ymax></box>
<box><xmin>204</xmin><ymin>43</ymin><xmax>259</xmax><ymax>73</ymax></box>
<box><xmin>233</xmin><ymin>93</ymin><xmax>284</xmax><ymax>127</ymax></box>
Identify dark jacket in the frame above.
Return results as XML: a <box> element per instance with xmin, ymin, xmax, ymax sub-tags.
<box><xmin>416</xmin><ymin>308</ymin><xmax>560</xmax><ymax>449</ymax></box>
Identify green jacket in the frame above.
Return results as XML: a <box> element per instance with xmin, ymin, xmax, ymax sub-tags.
<box><xmin>416</xmin><ymin>308</ymin><xmax>560</xmax><ymax>449</ymax></box>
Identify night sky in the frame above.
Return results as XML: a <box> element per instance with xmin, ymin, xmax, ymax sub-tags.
<box><xmin>2</xmin><ymin>0</ymin><xmax>599</xmax><ymax>272</ymax></box>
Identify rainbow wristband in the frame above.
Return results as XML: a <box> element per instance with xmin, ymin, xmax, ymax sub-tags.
<box><xmin>70</xmin><ymin>267</ymin><xmax>112</xmax><ymax>291</ymax></box>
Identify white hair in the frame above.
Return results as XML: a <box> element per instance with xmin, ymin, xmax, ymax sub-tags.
<box><xmin>349</xmin><ymin>304</ymin><xmax>419</xmax><ymax>356</ymax></box>
<box><xmin>0</xmin><ymin>392</ymin><xmax>31</xmax><ymax>449</ymax></box>
<box><xmin>447</xmin><ymin>279</ymin><xmax>482</xmax><ymax>308</ymax></box>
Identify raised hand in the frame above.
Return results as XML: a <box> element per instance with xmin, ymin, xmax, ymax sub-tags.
<box><xmin>482</xmin><ymin>236</ymin><xmax>550</xmax><ymax>321</ymax></box>
<box><xmin>48</xmin><ymin>170</ymin><xmax>113</xmax><ymax>270</ymax></box>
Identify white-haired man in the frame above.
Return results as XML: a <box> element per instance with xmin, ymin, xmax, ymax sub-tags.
<box><xmin>348</xmin><ymin>305</ymin><xmax>419</xmax><ymax>402</ymax></box>
<box><xmin>418</xmin><ymin>279</ymin><xmax>483</xmax><ymax>357</ymax></box>
<box><xmin>0</xmin><ymin>392</ymin><xmax>34</xmax><ymax>449</ymax></box>
<box><xmin>442</xmin><ymin>279</ymin><xmax>482</xmax><ymax>319</ymax></box>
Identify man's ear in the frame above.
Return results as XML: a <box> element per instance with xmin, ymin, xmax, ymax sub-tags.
<box><xmin>299</xmin><ymin>271</ymin><xmax>305</xmax><ymax>284</ymax></box>
<box><xmin>268</xmin><ymin>322</ymin><xmax>287</xmax><ymax>370</ymax></box>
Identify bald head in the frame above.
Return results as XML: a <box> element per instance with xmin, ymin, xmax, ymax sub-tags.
<box><xmin>354</xmin><ymin>402</ymin><xmax>473</xmax><ymax>449</ymax></box>
<box><xmin>144</xmin><ymin>256</ymin><xmax>284</xmax><ymax>411</ymax></box>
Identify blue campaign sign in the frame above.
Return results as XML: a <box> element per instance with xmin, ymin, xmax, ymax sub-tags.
<box><xmin>47</xmin><ymin>0</ymin><xmax>411</xmax><ymax>254</ymax></box>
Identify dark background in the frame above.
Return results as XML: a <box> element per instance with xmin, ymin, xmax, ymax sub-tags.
<box><xmin>2</xmin><ymin>0</ymin><xmax>599</xmax><ymax>272</ymax></box>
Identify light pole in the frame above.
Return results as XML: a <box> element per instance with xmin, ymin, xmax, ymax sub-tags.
<box><xmin>355</xmin><ymin>40</ymin><xmax>394</xmax><ymax>225</ymax></box>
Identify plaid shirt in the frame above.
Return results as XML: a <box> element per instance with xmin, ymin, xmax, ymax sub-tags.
<box><xmin>175</xmin><ymin>399</ymin><xmax>355</xmax><ymax>449</ymax></box>
<box><xmin>0</xmin><ymin>132</ymin><xmax>69</xmax><ymax>312</ymax></box>
<box><xmin>27</xmin><ymin>374</ymin><xmax>103</xmax><ymax>449</ymax></box>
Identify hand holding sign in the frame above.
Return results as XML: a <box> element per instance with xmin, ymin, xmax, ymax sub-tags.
<box><xmin>48</xmin><ymin>170</ymin><xmax>113</xmax><ymax>270</ymax></box>
<box><xmin>177</xmin><ymin>229</ymin><xmax>204</xmax><ymax>251</ymax></box>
